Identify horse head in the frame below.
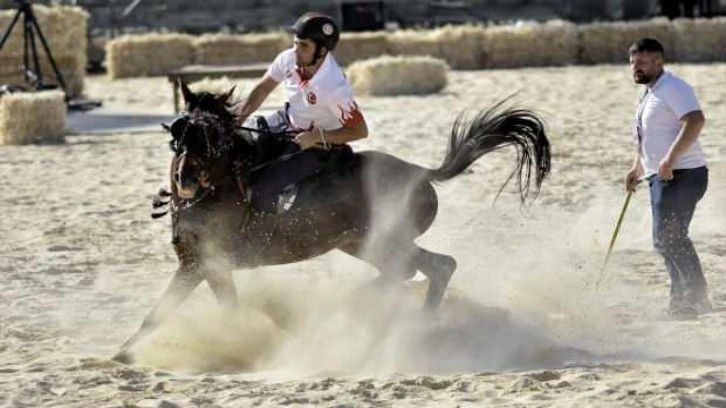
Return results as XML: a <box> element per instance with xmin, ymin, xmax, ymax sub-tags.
<box><xmin>167</xmin><ymin>81</ymin><xmax>239</xmax><ymax>200</ymax></box>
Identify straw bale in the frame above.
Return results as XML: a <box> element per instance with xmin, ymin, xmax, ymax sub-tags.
<box><xmin>193</xmin><ymin>32</ymin><xmax>288</xmax><ymax>65</ymax></box>
<box><xmin>346</xmin><ymin>55</ymin><xmax>448</xmax><ymax>96</ymax></box>
<box><xmin>106</xmin><ymin>33</ymin><xmax>195</xmax><ymax>79</ymax></box>
<box><xmin>484</xmin><ymin>20</ymin><xmax>578</xmax><ymax>68</ymax></box>
<box><xmin>0</xmin><ymin>5</ymin><xmax>87</xmax><ymax>60</ymax></box>
<box><xmin>387</xmin><ymin>29</ymin><xmax>443</xmax><ymax>59</ymax></box>
<box><xmin>0</xmin><ymin>90</ymin><xmax>65</xmax><ymax>145</ymax></box>
<box><xmin>431</xmin><ymin>25</ymin><xmax>487</xmax><ymax>69</ymax></box>
<box><xmin>0</xmin><ymin>55</ymin><xmax>84</xmax><ymax>96</ymax></box>
<box><xmin>673</xmin><ymin>18</ymin><xmax>726</xmax><ymax>62</ymax></box>
<box><xmin>578</xmin><ymin>18</ymin><xmax>675</xmax><ymax>64</ymax></box>
<box><xmin>0</xmin><ymin>5</ymin><xmax>87</xmax><ymax>95</ymax></box>
<box><xmin>333</xmin><ymin>32</ymin><xmax>389</xmax><ymax>66</ymax></box>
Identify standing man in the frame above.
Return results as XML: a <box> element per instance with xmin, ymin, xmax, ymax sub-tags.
<box><xmin>233</xmin><ymin>12</ymin><xmax>368</xmax><ymax>213</ymax></box>
<box><xmin>625</xmin><ymin>38</ymin><xmax>710</xmax><ymax>318</ymax></box>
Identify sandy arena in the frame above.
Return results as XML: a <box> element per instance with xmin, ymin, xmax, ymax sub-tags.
<box><xmin>1</xmin><ymin>63</ymin><xmax>726</xmax><ymax>407</ymax></box>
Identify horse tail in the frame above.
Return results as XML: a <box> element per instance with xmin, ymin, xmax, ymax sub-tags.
<box><xmin>427</xmin><ymin>100</ymin><xmax>551</xmax><ymax>202</ymax></box>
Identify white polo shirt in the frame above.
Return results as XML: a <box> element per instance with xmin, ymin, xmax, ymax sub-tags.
<box><xmin>634</xmin><ymin>71</ymin><xmax>706</xmax><ymax>177</ymax></box>
<box><xmin>266</xmin><ymin>48</ymin><xmax>364</xmax><ymax>132</ymax></box>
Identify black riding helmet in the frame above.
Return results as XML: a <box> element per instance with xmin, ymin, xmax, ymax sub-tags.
<box><xmin>289</xmin><ymin>12</ymin><xmax>340</xmax><ymax>52</ymax></box>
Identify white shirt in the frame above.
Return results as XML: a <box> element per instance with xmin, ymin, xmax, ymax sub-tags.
<box><xmin>634</xmin><ymin>71</ymin><xmax>706</xmax><ymax>177</ymax></box>
<box><xmin>266</xmin><ymin>48</ymin><xmax>364</xmax><ymax>131</ymax></box>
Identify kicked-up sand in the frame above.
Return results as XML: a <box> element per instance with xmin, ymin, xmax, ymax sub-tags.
<box><xmin>1</xmin><ymin>63</ymin><xmax>726</xmax><ymax>407</ymax></box>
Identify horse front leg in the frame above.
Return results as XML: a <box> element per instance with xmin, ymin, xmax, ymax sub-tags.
<box><xmin>206</xmin><ymin>267</ymin><xmax>240</xmax><ymax>309</ymax></box>
<box><xmin>112</xmin><ymin>264</ymin><xmax>203</xmax><ymax>364</ymax></box>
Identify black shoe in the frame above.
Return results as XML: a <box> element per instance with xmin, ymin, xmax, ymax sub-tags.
<box><xmin>666</xmin><ymin>304</ymin><xmax>699</xmax><ymax>320</ymax></box>
<box><xmin>667</xmin><ymin>297</ymin><xmax>712</xmax><ymax>320</ymax></box>
<box><xmin>276</xmin><ymin>184</ymin><xmax>298</xmax><ymax>213</ymax></box>
<box><xmin>687</xmin><ymin>297</ymin><xmax>713</xmax><ymax>314</ymax></box>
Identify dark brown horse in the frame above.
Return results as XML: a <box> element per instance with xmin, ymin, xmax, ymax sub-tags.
<box><xmin>112</xmin><ymin>83</ymin><xmax>551</xmax><ymax>363</ymax></box>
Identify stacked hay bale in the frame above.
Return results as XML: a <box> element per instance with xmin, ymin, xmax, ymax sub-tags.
<box><xmin>578</xmin><ymin>18</ymin><xmax>675</xmax><ymax>64</ymax></box>
<box><xmin>193</xmin><ymin>32</ymin><xmax>288</xmax><ymax>65</ymax></box>
<box><xmin>346</xmin><ymin>55</ymin><xmax>448</xmax><ymax>96</ymax></box>
<box><xmin>484</xmin><ymin>20</ymin><xmax>578</xmax><ymax>68</ymax></box>
<box><xmin>431</xmin><ymin>25</ymin><xmax>487</xmax><ymax>69</ymax></box>
<box><xmin>0</xmin><ymin>90</ymin><xmax>66</xmax><ymax>145</ymax></box>
<box><xmin>106</xmin><ymin>33</ymin><xmax>195</xmax><ymax>79</ymax></box>
<box><xmin>673</xmin><ymin>17</ymin><xmax>726</xmax><ymax>62</ymax></box>
<box><xmin>333</xmin><ymin>32</ymin><xmax>389</xmax><ymax>66</ymax></box>
<box><xmin>387</xmin><ymin>29</ymin><xmax>443</xmax><ymax>60</ymax></box>
<box><xmin>0</xmin><ymin>5</ymin><xmax>87</xmax><ymax>96</ymax></box>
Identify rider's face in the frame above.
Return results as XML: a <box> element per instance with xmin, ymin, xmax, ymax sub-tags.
<box><xmin>293</xmin><ymin>37</ymin><xmax>318</xmax><ymax>66</ymax></box>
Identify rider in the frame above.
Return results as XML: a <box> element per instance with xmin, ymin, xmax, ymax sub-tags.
<box><xmin>234</xmin><ymin>12</ymin><xmax>368</xmax><ymax>213</ymax></box>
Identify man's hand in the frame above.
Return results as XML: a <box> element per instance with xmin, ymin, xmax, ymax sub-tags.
<box><xmin>625</xmin><ymin>165</ymin><xmax>643</xmax><ymax>192</ymax></box>
<box><xmin>658</xmin><ymin>156</ymin><xmax>674</xmax><ymax>181</ymax></box>
<box><xmin>231</xmin><ymin>100</ymin><xmax>249</xmax><ymax>125</ymax></box>
<box><xmin>294</xmin><ymin>131</ymin><xmax>322</xmax><ymax>150</ymax></box>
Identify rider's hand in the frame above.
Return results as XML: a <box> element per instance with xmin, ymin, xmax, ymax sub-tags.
<box><xmin>231</xmin><ymin>101</ymin><xmax>248</xmax><ymax>125</ymax></box>
<box><xmin>625</xmin><ymin>165</ymin><xmax>643</xmax><ymax>192</ymax></box>
<box><xmin>295</xmin><ymin>131</ymin><xmax>321</xmax><ymax>150</ymax></box>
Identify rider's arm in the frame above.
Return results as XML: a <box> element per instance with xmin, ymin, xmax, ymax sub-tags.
<box><xmin>234</xmin><ymin>75</ymin><xmax>279</xmax><ymax>122</ymax></box>
<box><xmin>323</xmin><ymin>117</ymin><xmax>368</xmax><ymax>145</ymax></box>
<box><xmin>321</xmin><ymin>95</ymin><xmax>368</xmax><ymax>144</ymax></box>
<box><xmin>295</xmin><ymin>102</ymin><xmax>368</xmax><ymax>149</ymax></box>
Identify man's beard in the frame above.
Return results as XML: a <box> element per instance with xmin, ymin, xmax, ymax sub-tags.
<box><xmin>633</xmin><ymin>70</ymin><xmax>652</xmax><ymax>84</ymax></box>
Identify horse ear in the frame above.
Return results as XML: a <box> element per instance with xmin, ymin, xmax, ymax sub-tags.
<box><xmin>217</xmin><ymin>86</ymin><xmax>236</xmax><ymax>105</ymax></box>
<box><xmin>179</xmin><ymin>79</ymin><xmax>193</xmax><ymax>103</ymax></box>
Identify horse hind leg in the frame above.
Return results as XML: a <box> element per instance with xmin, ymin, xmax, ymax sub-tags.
<box><xmin>412</xmin><ymin>246</ymin><xmax>456</xmax><ymax>310</ymax></box>
<box><xmin>339</xmin><ymin>241</ymin><xmax>454</xmax><ymax>310</ymax></box>
<box><xmin>339</xmin><ymin>242</ymin><xmax>417</xmax><ymax>288</ymax></box>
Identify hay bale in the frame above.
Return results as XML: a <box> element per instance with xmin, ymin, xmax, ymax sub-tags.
<box><xmin>673</xmin><ymin>17</ymin><xmax>726</xmax><ymax>62</ymax></box>
<box><xmin>346</xmin><ymin>55</ymin><xmax>448</xmax><ymax>96</ymax></box>
<box><xmin>0</xmin><ymin>55</ymin><xmax>85</xmax><ymax>96</ymax></box>
<box><xmin>0</xmin><ymin>90</ymin><xmax>66</xmax><ymax>145</ymax></box>
<box><xmin>334</xmin><ymin>32</ymin><xmax>389</xmax><ymax>66</ymax></box>
<box><xmin>432</xmin><ymin>25</ymin><xmax>488</xmax><ymax>69</ymax></box>
<box><xmin>0</xmin><ymin>5</ymin><xmax>87</xmax><ymax>95</ymax></box>
<box><xmin>193</xmin><ymin>32</ymin><xmax>288</xmax><ymax>65</ymax></box>
<box><xmin>578</xmin><ymin>18</ymin><xmax>675</xmax><ymax>64</ymax></box>
<box><xmin>387</xmin><ymin>29</ymin><xmax>443</xmax><ymax>59</ymax></box>
<box><xmin>0</xmin><ymin>5</ymin><xmax>87</xmax><ymax>59</ymax></box>
<box><xmin>106</xmin><ymin>33</ymin><xmax>195</xmax><ymax>79</ymax></box>
<box><xmin>484</xmin><ymin>20</ymin><xmax>578</xmax><ymax>68</ymax></box>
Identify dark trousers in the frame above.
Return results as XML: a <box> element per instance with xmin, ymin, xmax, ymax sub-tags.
<box><xmin>648</xmin><ymin>166</ymin><xmax>708</xmax><ymax>305</ymax></box>
<box><xmin>249</xmin><ymin>147</ymin><xmax>329</xmax><ymax>212</ymax></box>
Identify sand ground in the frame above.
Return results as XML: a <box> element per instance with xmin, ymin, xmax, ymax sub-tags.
<box><xmin>1</xmin><ymin>63</ymin><xmax>726</xmax><ymax>407</ymax></box>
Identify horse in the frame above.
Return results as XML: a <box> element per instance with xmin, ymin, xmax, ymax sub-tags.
<box><xmin>112</xmin><ymin>82</ymin><xmax>551</xmax><ymax>364</ymax></box>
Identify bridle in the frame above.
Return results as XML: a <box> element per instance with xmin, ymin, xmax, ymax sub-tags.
<box><xmin>169</xmin><ymin>110</ymin><xmax>297</xmax><ymax>212</ymax></box>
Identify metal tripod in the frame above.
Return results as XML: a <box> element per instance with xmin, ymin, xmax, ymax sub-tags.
<box><xmin>0</xmin><ymin>0</ymin><xmax>68</xmax><ymax>96</ymax></box>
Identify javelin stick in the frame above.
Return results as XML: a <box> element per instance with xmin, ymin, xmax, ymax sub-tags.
<box><xmin>596</xmin><ymin>190</ymin><xmax>633</xmax><ymax>285</ymax></box>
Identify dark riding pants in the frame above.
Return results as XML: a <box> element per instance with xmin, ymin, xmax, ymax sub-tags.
<box><xmin>249</xmin><ymin>147</ymin><xmax>330</xmax><ymax>212</ymax></box>
<box><xmin>648</xmin><ymin>166</ymin><xmax>708</xmax><ymax>306</ymax></box>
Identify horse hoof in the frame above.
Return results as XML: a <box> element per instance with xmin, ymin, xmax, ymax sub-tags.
<box><xmin>112</xmin><ymin>350</ymin><xmax>134</xmax><ymax>365</ymax></box>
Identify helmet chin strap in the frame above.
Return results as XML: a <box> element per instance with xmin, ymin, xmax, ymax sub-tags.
<box><xmin>306</xmin><ymin>44</ymin><xmax>325</xmax><ymax>67</ymax></box>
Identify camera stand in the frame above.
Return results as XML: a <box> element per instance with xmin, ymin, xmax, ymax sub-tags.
<box><xmin>0</xmin><ymin>0</ymin><xmax>68</xmax><ymax>95</ymax></box>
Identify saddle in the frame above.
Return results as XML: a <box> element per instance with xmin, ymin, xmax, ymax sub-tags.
<box><xmin>246</xmin><ymin>144</ymin><xmax>359</xmax><ymax>213</ymax></box>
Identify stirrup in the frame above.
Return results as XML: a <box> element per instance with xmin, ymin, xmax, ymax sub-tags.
<box><xmin>276</xmin><ymin>184</ymin><xmax>298</xmax><ymax>213</ymax></box>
